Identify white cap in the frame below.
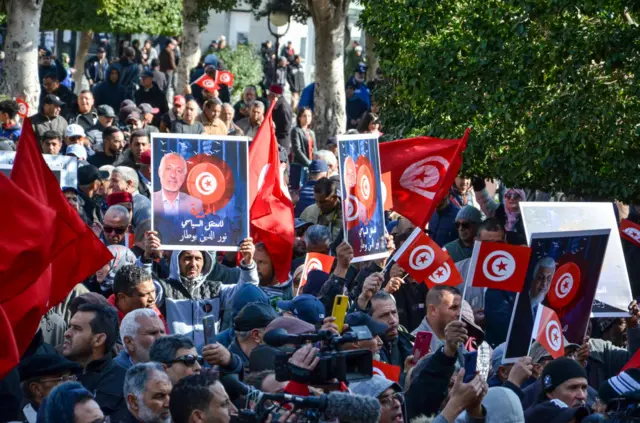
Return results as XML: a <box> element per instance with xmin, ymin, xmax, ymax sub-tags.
<box><xmin>65</xmin><ymin>124</ymin><xmax>86</xmax><ymax>138</ymax></box>
<box><xmin>354</xmin><ymin>45</ymin><xmax>363</xmax><ymax>53</ymax></box>
<box><xmin>66</xmin><ymin>144</ymin><xmax>87</xmax><ymax>161</ymax></box>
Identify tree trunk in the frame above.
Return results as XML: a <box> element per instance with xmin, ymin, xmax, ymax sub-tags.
<box><xmin>73</xmin><ymin>31</ymin><xmax>93</xmax><ymax>94</ymax></box>
<box><xmin>0</xmin><ymin>0</ymin><xmax>43</xmax><ymax>115</ymax></box>
<box><xmin>309</xmin><ymin>0</ymin><xmax>348</xmax><ymax>147</ymax></box>
<box><xmin>365</xmin><ymin>32</ymin><xmax>379</xmax><ymax>82</ymax></box>
<box><xmin>176</xmin><ymin>0</ymin><xmax>201</xmax><ymax>95</ymax></box>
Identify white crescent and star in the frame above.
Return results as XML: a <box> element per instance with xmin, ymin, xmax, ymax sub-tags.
<box><xmin>195</xmin><ymin>171</ymin><xmax>217</xmax><ymax>196</ymax></box>
<box><xmin>399</xmin><ymin>156</ymin><xmax>449</xmax><ymax>199</ymax></box>
<box><xmin>482</xmin><ymin>250</ymin><xmax>516</xmax><ymax>282</ymax></box>
<box><xmin>429</xmin><ymin>262</ymin><xmax>451</xmax><ymax>284</ymax></box>
<box><xmin>545</xmin><ymin>319</ymin><xmax>562</xmax><ymax>352</ymax></box>
<box><xmin>409</xmin><ymin>245</ymin><xmax>435</xmax><ymax>271</ymax></box>
<box><xmin>555</xmin><ymin>273</ymin><xmax>573</xmax><ymax>299</ymax></box>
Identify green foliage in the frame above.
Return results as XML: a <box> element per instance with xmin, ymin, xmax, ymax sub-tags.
<box><xmin>216</xmin><ymin>44</ymin><xmax>263</xmax><ymax>102</ymax></box>
<box><xmin>360</xmin><ymin>0</ymin><xmax>640</xmax><ymax>202</ymax></box>
<box><xmin>41</xmin><ymin>0</ymin><xmax>182</xmax><ymax>35</ymax></box>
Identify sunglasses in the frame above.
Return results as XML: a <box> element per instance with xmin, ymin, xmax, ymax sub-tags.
<box><xmin>167</xmin><ymin>354</ymin><xmax>203</xmax><ymax>367</ymax></box>
<box><xmin>505</xmin><ymin>192</ymin><xmax>522</xmax><ymax>200</ymax></box>
<box><xmin>456</xmin><ymin>221</ymin><xmax>474</xmax><ymax>230</ymax></box>
<box><xmin>103</xmin><ymin>226</ymin><xmax>127</xmax><ymax>235</ymax></box>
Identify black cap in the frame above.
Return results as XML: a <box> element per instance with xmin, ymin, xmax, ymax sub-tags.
<box><xmin>19</xmin><ymin>353</ymin><xmax>81</xmax><ymax>381</ymax></box>
<box><xmin>541</xmin><ymin>357</ymin><xmax>587</xmax><ymax>394</ymax></box>
<box><xmin>97</xmin><ymin>47</ymin><xmax>106</xmax><ymax>53</ymax></box>
<box><xmin>43</xmin><ymin>94</ymin><xmax>65</xmax><ymax>107</ymax></box>
<box><xmin>234</xmin><ymin>302</ymin><xmax>278</xmax><ymax>332</ymax></box>
<box><xmin>345</xmin><ymin>312</ymin><xmax>388</xmax><ymax>337</ymax></box>
<box><xmin>97</xmin><ymin>104</ymin><xmax>116</xmax><ymax>118</ymax></box>
<box><xmin>78</xmin><ymin>165</ymin><xmax>109</xmax><ymax>185</ymax></box>
<box><xmin>141</xmin><ymin>69</ymin><xmax>154</xmax><ymax>78</ymax></box>
<box><xmin>249</xmin><ymin>344</ymin><xmax>279</xmax><ymax>372</ymax></box>
<box><xmin>524</xmin><ymin>400</ymin><xmax>590</xmax><ymax>423</ymax></box>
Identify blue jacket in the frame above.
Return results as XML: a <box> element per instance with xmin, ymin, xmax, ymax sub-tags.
<box><xmin>294</xmin><ymin>179</ymin><xmax>318</xmax><ymax>217</ymax></box>
<box><xmin>0</xmin><ymin>123</ymin><xmax>21</xmax><ymax>142</ymax></box>
<box><xmin>297</xmin><ymin>83</ymin><xmax>315</xmax><ymax>113</ymax></box>
<box><xmin>346</xmin><ymin>76</ymin><xmax>371</xmax><ymax>108</ymax></box>
<box><xmin>114</xmin><ymin>349</ymin><xmax>133</xmax><ymax>370</ymax></box>
<box><xmin>428</xmin><ymin>202</ymin><xmax>460</xmax><ymax>247</ymax></box>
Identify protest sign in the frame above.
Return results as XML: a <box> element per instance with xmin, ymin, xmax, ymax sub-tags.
<box><xmin>521</xmin><ymin>202</ymin><xmax>632</xmax><ymax>317</ymax></box>
<box><xmin>503</xmin><ymin>229</ymin><xmax>610</xmax><ymax>363</ymax></box>
<box><xmin>337</xmin><ymin>134</ymin><xmax>388</xmax><ymax>263</ymax></box>
<box><xmin>151</xmin><ymin>133</ymin><xmax>249</xmax><ymax>251</ymax></box>
<box><xmin>0</xmin><ymin>152</ymin><xmax>78</xmax><ymax>188</ymax></box>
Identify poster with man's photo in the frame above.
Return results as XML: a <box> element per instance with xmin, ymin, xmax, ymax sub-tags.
<box><xmin>0</xmin><ymin>152</ymin><xmax>78</xmax><ymax>188</ymax></box>
<box><xmin>503</xmin><ymin>229</ymin><xmax>610</xmax><ymax>363</ymax></box>
<box><xmin>337</xmin><ymin>134</ymin><xmax>388</xmax><ymax>263</ymax></box>
<box><xmin>150</xmin><ymin>133</ymin><xmax>249</xmax><ymax>251</ymax></box>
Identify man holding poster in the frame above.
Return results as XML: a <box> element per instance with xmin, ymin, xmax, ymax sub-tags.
<box><xmin>337</xmin><ymin>134</ymin><xmax>388</xmax><ymax>263</ymax></box>
<box><xmin>151</xmin><ymin>133</ymin><xmax>249</xmax><ymax>251</ymax></box>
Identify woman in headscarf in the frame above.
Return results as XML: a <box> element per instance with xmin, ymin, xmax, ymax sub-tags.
<box><xmin>473</xmin><ymin>177</ymin><xmax>526</xmax><ymax>244</ymax></box>
<box><xmin>60</xmin><ymin>52</ymin><xmax>75</xmax><ymax>90</ymax></box>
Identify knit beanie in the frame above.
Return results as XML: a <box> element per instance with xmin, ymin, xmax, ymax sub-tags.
<box><xmin>541</xmin><ymin>357</ymin><xmax>587</xmax><ymax>395</ymax></box>
<box><xmin>456</xmin><ymin>205</ymin><xmax>482</xmax><ymax>225</ymax></box>
<box><xmin>598</xmin><ymin>368</ymin><xmax>640</xmax><ymax>404</ymax></box>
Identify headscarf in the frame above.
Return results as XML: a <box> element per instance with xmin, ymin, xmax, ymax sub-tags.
<box><xmin>504</xmin><ymin>188</ymin><xmax>526</xmax><ymax>231</ymax></box>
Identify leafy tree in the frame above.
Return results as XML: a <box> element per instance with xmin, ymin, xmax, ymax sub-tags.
<box><xmin>360</xmin><ymin>0</ymin><xmax>640</xmax><ymax>202</ymax></box>
<box><xmin>216</xmin><ymin>44</ymin><xmax>263</xmax><ymax>102</ymax></box>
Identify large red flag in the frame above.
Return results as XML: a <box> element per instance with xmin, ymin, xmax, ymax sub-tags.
<box><xmin>249</xmin><ymin>105</ymin><xmax>294</xmax><ymax>283</ymax></box>
<box><xmin>379</xmin><ymin>129</ymin><xmax>469</xmax><ymax>228</ymax></box>
<box><xmin>466</xmin><ymin>241</ymin><xmax>532</xmax><ymax>293</ymax></box>
<box><xmin>621</xmin><ymin>219</ymin><xmax>640</xmax><ymax>248</ymax></box>
<box><xmin>393</xmin><ymin>228</ymin><xmax>449</xmax><ymax>283</ymax></box>
<box><xmin>532</xmin><ymin>305</ymin><xmax>565</xmax><ymax>359</ymax></box>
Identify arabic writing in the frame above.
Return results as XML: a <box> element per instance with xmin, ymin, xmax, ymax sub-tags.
<box><xmin>179</xmin><ymin>218</ymin><xmax>229</xmax><ymax>244</ymax></box>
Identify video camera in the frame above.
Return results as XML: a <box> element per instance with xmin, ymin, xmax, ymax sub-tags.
<box><xmin>264</xmin><ymin>326</ymin><xmax>374</xmax><ymax>384</ymax></box>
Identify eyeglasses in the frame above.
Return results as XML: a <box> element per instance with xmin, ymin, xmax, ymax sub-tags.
<box><xmin>379</xmin><ymin>392</ymin><xmax>403</xmax><ymax>408</ymax></box>
<box><xmin>40</xmin><ymin>374</ymin><xmax>78</xmax><ymax>383</ymax></box>
<box><xmin>103</xmin><ymin>226</ymin><xmax>127</xmax><ymax>235</ymax></box>
<box><xmin>455</xmin><ymin>221</ymin><xmax>474</xmax><ymax>230</ymax></box>
<box><xmin>505</xmin><ymin>192</ymin><xmax>522</xmax><ymax>200</ymax></box>
<box><xmin>167</xmin><ymin>354</ymin><xmax>203</xmax><ymax>367</ymax></box>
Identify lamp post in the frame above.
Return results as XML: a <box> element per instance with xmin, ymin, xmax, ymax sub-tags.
<box><xmin>267</xmin><ymin>9</ymin><xmax>291</xmax><ymax>64</ymax></box>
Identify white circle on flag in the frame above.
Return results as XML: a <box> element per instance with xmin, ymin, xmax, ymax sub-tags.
<box><xmin>257</xmin><ymin>164</ymin><xmax>270</xmax><ymax>191</ymax></box>
<box><xmin>372</xmin><ymin>367</ymin><xmax>385</xmax><ymax>377</ymax></box>
<box><xmin>429</xmin><ymin>262</ymin><xmax>451</xmax><ymax>284</ymax></box>
<box><xmin>305</xmin><ymin>258</ymin><xmax>322</xmax><ymax>274</ymax></box>
<box><xmin>482</xmin><ymin>250</ymin><xmax>516</xmax><ymax>282</ymax></box>
<box><xmin>624</xmin><ymin>227</ymin><xmax>640</xmax><ymax>242</ymax></box>
<box><xmin>359</xmin><ymin>173</ymin><xmax>371</xmax><ymax>201</ymax></box>
<box><xmin>555</xmin><ymin>273</ymin><xmax>574</xmax><ymax>299</ymax></box>
<box><xmin>195</xmin><ymin>171</ymin><xmax>217</xmax><ymax>196</ymax></box>
<box><xmin>345</xmin><ymin>194</ymin><xmax>359</xmax><ymax>222</ymax></box>
<box><xmin>409</xmin><ymin>246</ymin><xmax>435</xmax><ymax>271</ymax></box>
<box><xmin>546</xmin><ymin>320</ymin><xmax>562</xmax><ymax>352</ymax></box>
<box><xmin>203</xmin><ymin>79</ymin><xmax>215</xmax><ymax>89</ymax></box>
<box><xmin>18</xmin><ymin>103</ymin><xmax>27</xmax><ymax>115</ymax></box>
<box><xmin>220</xmin><ymin>73</ymin><xmax>231</xmax><ymax>84</ymax></box>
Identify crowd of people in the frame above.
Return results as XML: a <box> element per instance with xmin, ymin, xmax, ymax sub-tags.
<box><xmin>1</xmin><ymin>34</ymin><xmax>640</xmax><ymax>423</ymax></box>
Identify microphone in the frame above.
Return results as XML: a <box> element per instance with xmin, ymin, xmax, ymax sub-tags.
<box><xmin>322</xmin><ymin>391</ymin><xmax>381</xmax><ymax>423</ymax></box>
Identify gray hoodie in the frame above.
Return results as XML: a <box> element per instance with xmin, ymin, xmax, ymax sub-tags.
<box><xmin>453</xmin><ymin>387</ymin><xmax>524</xmax><ymax>423</ymax></box>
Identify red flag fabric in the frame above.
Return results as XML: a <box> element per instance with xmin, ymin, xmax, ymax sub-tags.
<box><xmin>621</xmin><ymin>349</ymin><xmax>640</xmax><ymax>373</ymax></box>
<box><xmin>373</xmin><ymin>360</ymin><xmax>401</xmax><ymax>383</ymax></box>
<box><xmin>621</xmin><ymin>219</ymin><xmax>640</xmax><ymax>248</ymax></box>
<box><xmin>249</xmin><ymin>105</ymin><xmax>294</xmax><ymax>283</ymax></box>
<box><xmin>381</xmin><ymin>171</ymin><xmax>393</xmax><ymax>211</ymax></box>
<box><xmin>193</xmin><ymin>73</ymin><xmax>219</xmax><ymax>92</ymax></box>
<box><xmin>0</xmin><ymin>304</ymin><xmax>20</xmax><ymax>379</ymax></box>
<box><xmin>299</xmin><ymin>253</ymin><xmax>335</xmax><ymax>291</ymax></box>
<box><xmin>426</xmin><ymin>256</ymin><xmax>464</xmax><ymax>288</ymax></box>
<box><xmin>466</xmin><ymin>241</ymin><xmax>532</xmax><ymax>293</ymax></box>
<box><xmin>215</xmin><ymin>70</ymin><xmax>235</xmax><ymax>87</ymax></box>
<box><xmin>547</xmin><ymin>262</ymin><xmax>581</xmax><ymax>309</ymax></box>
<box><xmin>532</xmin><ymin>305</ymin><xmax>565</xmax><ymax>359</ymax></box>
<box><xmin>393</xmin><ymin>228</ymin><xmax>449</xmax><ymax>283</ymax></box>
<box><xmin>379</xmin><ymin>129</ymin><xmax>469</xmax><ymax>228</ymax></box>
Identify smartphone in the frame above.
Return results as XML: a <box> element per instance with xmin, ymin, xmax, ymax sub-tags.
<box><xmin>332</xmin><ymin>295</ymin><xmax>349</xmax><ymax>333</ymax></box>
<box><xmin>203</xmin><ymin>315</ymin><xmax>217</xmax><ymax>345</ymax></box>
<box><xmin>463</xmin><ymin>351</ymin><xmax>478</xmax><ymax>383</ymax></box>
<box><xmin>412</xmin><ymin>331</ymin><xmax>433</xmax><ymax>362</ymax></box>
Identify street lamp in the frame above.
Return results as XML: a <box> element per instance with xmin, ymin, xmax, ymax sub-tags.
<box><xmin>267</xmin><ymin>7</ymin><xmax>291</xmax><ymax>63</ymax></box>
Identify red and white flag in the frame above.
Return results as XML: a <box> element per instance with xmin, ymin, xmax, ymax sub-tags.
<box><xmin>621</xmin><ymin>219</ymin><xmax>640</xmax><ymax>248</ymax></box>
<box><xmin>466</xmin><ymin>241</ymin><xmax>532</xmax><ymax>293</ymax></box>
<box><xmin>379</xmin><ymin>129</ymin><xmax>469</xmax><ymax>228</ymax></box>
<box><xmin>426</xmin><ymin>256</ymin><xmax>463</xmax><ymax>289</ymax></box>
<box><xmin>373</xmin><ymin>360</ymin><xmax>401</xmax><ymax>383</ymax></box>
<box><xmin>215</xmin><ymin>70</ymin><xmax>235</xmax><ymax>87</ymax></box>
<box><xmin>15</xmin><ymin>98</ymin><xmax>29</xmax><ymax>118</ymax></box>
<box><xmin>381</xmin><ymin>172</ymin><xmax>393</xmax><ymax>210</ymax></box>
<box><xmin>547</xmin><ymin>262</ymin><xmax>581</xmax><ymax>309</ymax></box>
<box><xmin>299</xmin><ymin>253</ymin><xmax>334</xmax><ymax>291</ymax></box>
<box><xmin>193</xmin><ymin>73</ymin><xmax>219</xmax><ymax>92</ymax></box>
<box><xmin>393</xmin><ymin>227</ymin><xmax>449</xmax><ymax>283</ymax></box>
<box><xmin>531</xmin><ymin>305</ymin><xmax>564</xmax><ymax>359</ymax></box>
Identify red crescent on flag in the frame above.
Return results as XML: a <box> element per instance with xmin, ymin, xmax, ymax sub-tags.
<box><xmin>185</xmin><ymin>154</ymin><xmax>235</xmax><ymax>212</ymax></box>
<box><xmin>355</xmin><ymin>156</ymin><xmax>377</xmax><ymax>222</ymax></box>
<box><xmin>547</xmin><ymin>262</ymin><xmax>581</xmax><ymax>310</ymax></box>
<box><xmin>343</xmin><ymin>156</ymin><xmax>357</xmax><ymax>189</ymax></box>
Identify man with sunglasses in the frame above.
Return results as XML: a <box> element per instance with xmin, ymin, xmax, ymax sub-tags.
<box><xmin>150</xmin><ymin>335</ymin><xmax>204</xmax><ymax>385</ymax></box>
<box><xmin>444</xmin><ymin>205</ymin><xmax>483</xmax><ymax>263</ymax></box>
<box><xmin>18</xmin><ymin>353</ymin><xmax>81</xmax><ymax>423</ymax></box>
<box><xmin>103</xmin><ymin>205</ymin><xmax>131</xmax><ymax>246</ymax></box>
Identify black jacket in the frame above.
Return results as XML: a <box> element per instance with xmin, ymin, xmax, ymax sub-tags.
<box><xmin>378</xmin><ymin>329</ymin><xmax>414</xmax><ymax>373</ymax></box>
<box><xmin>93</xmin><ymin>64</ymin><xmax>127</xmax><ymax>111</ymax></box>
<box><xmin>272</xmin><ymin>97</ymin><xmax>293</xmax><ymax>151</ymax></box>
<box><xmin>117</xmin><ymin>58</ymin><xmax>140</xmax><ymax>100</ymax></box>
<box><xmin>290</xmin><ymin>127</ymin><xmax>315</xmax><ymax>166</ymax></box>
<box><xmin>40</xmin><ymin>84</ymin><xmax>77</xmax><ymax>117</ymax></box>
<box><xmin>78</xmin><ymin>189</ymin><xmax>103</xmax><ymax>225</ymax></box>
<box><xmin>78</xmin><ymin>355</ymin><xmax>127</xmax><ymax>420</ymax></box>
<box><xmin>152</xmin><ymin>69</ymin><xmax>168</xmax><ymax>93</ymax></box>
<box><xmin>135</xmin><ymin>84</ymin><xmax>169</xmax><ymax>116</ymax></box>
<box><xmin>406</xmin><ymin>346</ymin><xmax>456</xmax><ymax>420</ymax></box>
<box><xmin>287</xmin><ymin>63</ymin><xmax>305</xmax><ymax>93</ymax></box>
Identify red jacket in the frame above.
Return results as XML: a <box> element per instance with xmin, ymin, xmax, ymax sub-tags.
<box><xmin>107</xmin><ymin>294</ymin><xmax>170</xmax><ymax>334</ymax></box>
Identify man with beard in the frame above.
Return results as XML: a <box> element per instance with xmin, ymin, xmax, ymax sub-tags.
<box><xmin>254</xmin><ymin>242</ymin><xmax>293</xmax><ymax>301</ymax></box>
<box><xmin>530</xmin><ymin>256</ymin><xmax>556</xmax><ymax>315</ymax></box>
<box><xmin>62</xmin><ymin>303</ymin><xmax>127</xmax><ymax>419</ymax></box>
<box><xmin>88</xmin><ymin>126</ymin><xmax>124</xmax><ymax>167</ymax></box>
<box><xmin>122</xmin><ymin>363</ymin><xmax>172</xmax><ymax>423</ymax></box>
<box><xmin>116</xmin><ymin>308</ymin><xmax>167</xmax><ymax>369</ymax></box>
<box><xmin>110</xmin><ymin>165</ymin><xmax>152</xmax><ymax>228</ymax></box>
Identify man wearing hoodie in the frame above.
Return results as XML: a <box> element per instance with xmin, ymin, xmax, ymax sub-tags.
<box><xmin>118</xmin><ymin>47</ymin><xmax>140</xmax><ymax>101</ymax></box>
<box><xmin>93</xmin><ymin>65</ymin><xmax>127</xmax><ymax>112</ymax></box>
<box><xmin>140</xmin><ymin>234</ymin><xmax>258</xmax><ymax>348</ymax></box>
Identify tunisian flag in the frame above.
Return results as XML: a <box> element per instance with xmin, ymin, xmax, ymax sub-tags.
<box><xmin>373</xmin><ymin>360</ymin><xmax>401</xmax><ymax>383</ymax></box>
<box><xmin>215</xmin><ymin>70</ymin><xmax>235</xmax><ymax>87</ymax></box>
<box><xmin>299</xmin><ymin>253</ymin><xmax>335</xmax><ymax>291</ymax></box>
<box><xmin>392</xmin><ymin>227</ymin><xmax>449</xmax><ymax>283</ymax></box>
<box><xmin>532</xmin><ymin>305</ymin><xmax>565</xmax><ymax>359</ymax></box>
<box><xmin>426</xmin><ymin>256</ymin><xmax>463</xmax><ymax>289</ymax></box>
<box><xmin>466</xmin><ymin>241</ymin><xmax>531</xmax><ymax>293</ymax></box>
<box><xmin>193</xmin><ymin>73</ymin><xmax>219</xmax><ymax>91</ymax></box>
<box><xmin>1</xmin><ymin>120</ymin><xmax>112</xmax><ymax>373</ymax></box>
<box><xmin>249</xmin><ymin>104</ymin><xmax>294</xmax><ymax>282</ymax></box>
<box><xmin>621</xmin><ymin>219</ymin><xmax>640</xmax><ymax>248</ymax></box>
<box><xmin>380</xmin><ymin>129</ymin><xmax>469</xmax><ymax>228</ymax></box>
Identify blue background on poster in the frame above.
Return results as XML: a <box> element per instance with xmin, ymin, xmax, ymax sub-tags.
<box><xmin>152</xmin><ymin>136</ymin><xmax>249</xmax><ymax>250</ymax></box>
<box><xmin>504</xmin><ymin>231</ymin><xmax>609</xmax><ymax>360</ymax></box>
<box><xmin>338</xmin><ymin>137</ymin><xmax>387</xmax><ymax>262</ymax></box>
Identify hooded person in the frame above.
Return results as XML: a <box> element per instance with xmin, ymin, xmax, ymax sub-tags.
<box><xmin>87</xmin><ymin>244</ymin><xmax>138</xmax><ymax>297</ymax></box>
<box><xmin>350</xmin><ymin>375</ymin><xmax>404</xmax><ymax>423</ymax></box>
<box><xmin>217</xmin><ymin>283</ymin><xmax>271</xmax><ymax>347</ymax></box>
<box><xmin>451</xmin><ymin>387</ymin><xmax>524</xmax><ymax>423</ymax></box>
<box><xmin>92</xmin><ymin>64</ymin><xmax>127</xmax><ymax>112</ymax></box>
<box><xmin>139</xmin><ymin>235</ymin><xmax>259</xmax><ymax>348</ymax></box>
